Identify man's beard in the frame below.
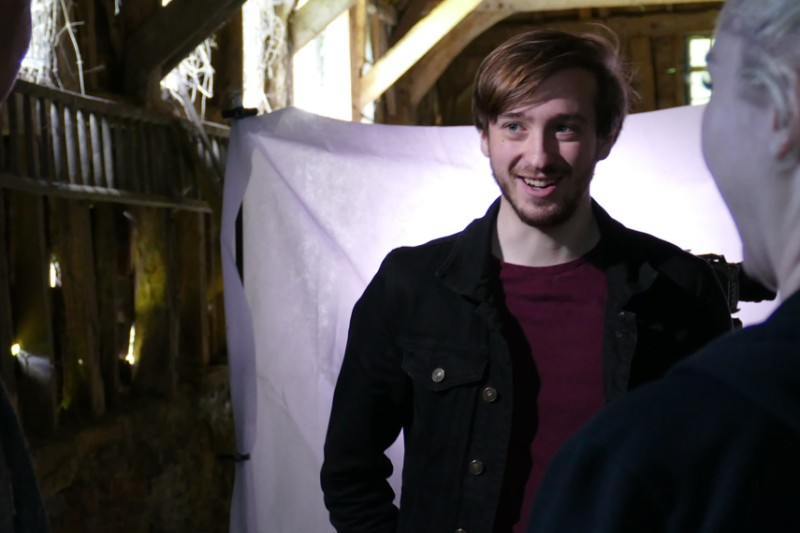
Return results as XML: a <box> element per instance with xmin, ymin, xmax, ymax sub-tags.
<box><xmin>493</xmin><ymin>168</ymin><xmax>593</xmax><ymax>229</ymax></box>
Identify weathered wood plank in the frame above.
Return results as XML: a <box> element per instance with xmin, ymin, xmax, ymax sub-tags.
<box><xmin>37</xmin><ymin>97</ymin><xmax>51</xmax><ymax>181</ymax></box>
<box><xmin>350</xmin><ymin>0</ymin><xmax>367</xmax><ymax>121</ymax></box>
<box><xmin>63</xmin><ymin>107</ymin><xmax>78</xmax><ymax>184</ymax></box>
<box><xmin>90</xmin><ymin>113</ymin><xmax>103</xmax><ymax>185</ymax></box>
<box><xmin>7</xmin><ymin>94</ymin><xmax>20</xmax><ymax>175</ymax></box>
<box><xmin>176</xmin><ymin>211</ymin><xmax>209</xmax><ymax>385</ymax></box>
<box><xmin>92</xmin><ymin>204</ymin><xmax>120</xmax><ymax>407</ymax></box>
<box><xmin>76</xmin><ymin>110</ymin><xmax>91</xmax><ymax>185</ymax></box>
<box><xmin>0</xmin><ymin>171</ymin><xmax>212</xmax><ymax>212</ymax></box>
<box><xmin>49</xmin><ymin>198</ymin><xmax>106</xmax><ymax>419</ymax></box>
<box><xmin>50</xmin><ymin>101</ymin><xmax>65</xmax><ymax>182</ymax></box>
<box><xmin>101</xmin><ymin>116</ymin><xmax>114</xmax><ymax>188</ymax></box>
<box><xmin>130</xmin><ymin>206</ymin><xmax>178</xmax><ymax>398</ymax></box>
<box><xmin>22</xmin><ymin>94</ymin><xmax>36</xmax><ymax>178</ymax></box>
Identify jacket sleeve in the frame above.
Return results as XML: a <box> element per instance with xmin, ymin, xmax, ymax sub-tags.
<box><xmin>320</xmin><ymin>256</ymin><xmax>409</xmax><ymax>532</ymax></box>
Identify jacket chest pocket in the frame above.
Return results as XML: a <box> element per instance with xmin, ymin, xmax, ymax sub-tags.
<box><xmin>399</xmin><ymin>342</ymin><xmax>489</xmax><ymax>449</ymax></box>
<box><xmin>400</xmin><ymin>343</ymin><xmax>488</xmax><ymax>393</ymax></box>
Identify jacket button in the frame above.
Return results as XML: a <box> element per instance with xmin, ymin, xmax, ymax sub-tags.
<box><xmin>618</xmin><ymin>311</ymin><xmax>626</xmax><ymax>320</ymax></box>
<box><xmin>615</xmin><ymin>329</ymin><xmax>625</xmax><ymax>338</ymax></box>
<box><xmin>431</xmin><ymin>368</ymin><xmax>445</xmax><ymax>383</ymax></box>
<box><xmin>481</xmin><ymin>386</ymin><xmax>497</xmax><ymax>402</ymax></box>
<box><xmin>455</xmin><ymin>529</ymin><xmax>467</xmax><ymax>533</ymax></box>
<box><xmin>468</xmin><ymin>459</ymin><xmax>484</xmax><ymax>475</ymax></box>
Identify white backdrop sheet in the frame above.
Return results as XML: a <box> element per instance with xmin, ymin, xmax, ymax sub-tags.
<box><xmin>221</xmin><ymin>105</ymin><xmax>775</xmax><ymax>533</ymax></box>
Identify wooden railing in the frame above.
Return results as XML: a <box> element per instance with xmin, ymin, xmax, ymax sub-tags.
<box><xmin>0</xmin><ymin>81</ymin><xmax>229</xmax><ymax>436</ymax></box>
<box><xmin>1</xmin><ymin>80</ymin><xmax>228</xmax><ymax>212</ymax></box>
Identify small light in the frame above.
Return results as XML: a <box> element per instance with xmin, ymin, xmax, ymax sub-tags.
<box><xmin>126</xmin><ymin>325</ymin><xmax>136</xmax><ymax>365</ymax></box>
<box><xmin>78</xmin><ymin>358</ymin><xmax>84</xmax><ymax>366</ymax></box>
<box><xmin>10</xmin><ymin>343</ymin><xmax>20</xmax><ymax>357</ymax></box>
<box><xmin>49</xmin><ymin>257</ymin><xmax>62</xmax><ymax>288</ymax></box>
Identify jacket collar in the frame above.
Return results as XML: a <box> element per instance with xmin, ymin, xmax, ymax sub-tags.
<box><xmin>435</xmin><ymin>198</ymin><xmax>501</xmax><ymax>303</ymax></box>
<box><xmin>435</xmin><ymin>197</ymin><xmax>659</xmax><ymax>302</ymax></box>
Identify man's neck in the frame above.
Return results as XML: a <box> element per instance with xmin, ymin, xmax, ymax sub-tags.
<box><xmin>492</xmin><ymin>198</ymin><xmax>600</xmax><ymax>267</ymax></box>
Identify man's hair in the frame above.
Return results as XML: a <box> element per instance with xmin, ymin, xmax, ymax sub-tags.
<box><xmin>718</xmin><ymin>0</ymin><xmax>800</xmax><ymax>159</ymax></box>
<box><xmin>471</xmin><ymin>28</ymin><xmax>632</xmax><ymax>143</ymax></box>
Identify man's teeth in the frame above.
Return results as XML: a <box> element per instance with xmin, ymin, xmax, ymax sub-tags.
<box><xmin>522</xmin><ymin>177</ymin><xmax>554</xmax><ymax>188</ymax></box>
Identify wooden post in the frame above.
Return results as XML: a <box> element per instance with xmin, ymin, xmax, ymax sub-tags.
<box><xmin>130</xmin><ymin>206</ymin><xmax>178</xmax><ymax>398</ymax></box>
<box><xmin>206</xmin><ymin>214</ymin><xmax>226</xmax><ymax>362</ymax></box>
<box><xmin>176</xmin><ymin>210</ymin><xmax>209</xmax><ymax>385</ymax></box>
<box><xmin>92</xmin><ymin>204</ymin><xmax>121</xmax><ymax>407</ymax></box>
<box><xmin>350</xmin><ymin>0</ymin><xmax>367</xmax><ymax>121</ymax></box>
<box><xmin>49</xmin><ymin>198</ymin><xmax>106</xmax><ymax>419</ymax></box>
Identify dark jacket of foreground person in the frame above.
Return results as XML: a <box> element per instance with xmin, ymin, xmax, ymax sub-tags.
<box><xmin>321</xmin><ymin>198</ymin><xmax>732</xmax><ymax>532</ymax></box>
<box><xmin>529</xmin><ymin>290</ymin><xmax>800</xmax><ymax>532</ymax></box>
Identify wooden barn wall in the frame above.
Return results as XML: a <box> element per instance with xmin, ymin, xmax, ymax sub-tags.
<box><xmin>409</xmin><ymin>5</ymin><xmax>721</xmax><ymax>126</ymax></box>
<box><xmin>2</xmin><ymin>34</ymin><xmax>233</xmax><ymax>533</ymax></box>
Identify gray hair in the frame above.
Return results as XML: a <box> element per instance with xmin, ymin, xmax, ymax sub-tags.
<box><xmin>717</xmin><ymin>0</ymin><xmax>800</xmax><ymax>159</ymax></box>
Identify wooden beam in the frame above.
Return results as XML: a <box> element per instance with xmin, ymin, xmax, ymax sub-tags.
<box><xmin>388</xmin><ymin>0</ymin><xmax>428</xmax><ymax>46</ymax></box>
<box><xmin>124</xmin><ymin>0</ymin><xmax>245</xmax><ymax>95</ymax></box>
<box><xmin>479</xmin><ymin>0</ymin><xmax>722</xmax><ymax>9</ymax></box>
<box><xmin>405</xmin><ymin>8</ymin><xmax>511</xmax><ymax>107</ymax></box>
<box><xmin>292</xmin><ymin>0</ymin><xmax>356</xmax><ymax>52</ymax></box>
<box><xmin>350</xmin><ymin>0</ymin><xmax>367</xmax><ymax>121</ymax></box>
<box><xmin>359</xmin><ymin>0</ymin><xmax>483</xmax><ymax>109</ymax></box>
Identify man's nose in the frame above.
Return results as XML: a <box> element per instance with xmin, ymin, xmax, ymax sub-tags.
<box><xmin>520</xmin><ymin>131</ymin><xmax>558</xmax><ymax>170</ymax></box>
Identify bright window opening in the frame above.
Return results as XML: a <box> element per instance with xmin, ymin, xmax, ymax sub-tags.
<box><xmin>687</xmin><ymin>35</ymin><xmax>714</xmax><ymax>106</ymax></box>
<box><xmin>292</xmin><ymin>10</ymin><xmax>352</xmax><ymax>121</ymax></box>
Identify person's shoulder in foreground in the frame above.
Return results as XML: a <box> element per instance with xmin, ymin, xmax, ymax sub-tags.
<box><xmin>528</xmin><ymin>292</ymin><xmax>800</xmax><ymax>533</ymax></box>
<box><xmin>528</xmin><ymin>0</ymin><xmax>800</xmax><ymax>530</ymax></box>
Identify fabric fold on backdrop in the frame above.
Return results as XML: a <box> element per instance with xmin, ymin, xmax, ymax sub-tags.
<box><xmin>221</xmin><ymin>105</ymin><xmax>775</xmax><ymax>533</ymax></box>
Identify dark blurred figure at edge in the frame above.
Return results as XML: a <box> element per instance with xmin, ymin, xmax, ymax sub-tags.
<box><xmin>529</xmin><ymin>0</ymin><xmax>800</xmax><ymax>531</ymax></box>
<box><xmin>1</xmin><ymin>1</ymin><xmax>51</xmax><ymax>531</ymax></box>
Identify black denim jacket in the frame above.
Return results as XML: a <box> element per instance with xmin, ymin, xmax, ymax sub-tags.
<box><xmin>321</xmin><ymin>198</ymin><xmax>732</xmax><ymax>533</ymax></box>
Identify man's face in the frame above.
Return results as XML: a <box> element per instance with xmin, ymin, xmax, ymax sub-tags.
<box><xmin>480</xmin><ymin>68</ymin><xmax>613</xmax><ymax>229</ymax></box>
<box><xmin>702</xmin><ymin>30</ymin><xmax>776</xmax><ymax>289</ymax></box>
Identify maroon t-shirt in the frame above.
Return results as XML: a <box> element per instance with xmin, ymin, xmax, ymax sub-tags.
<box><xmin>492</xmin><ymin>251</ymin><xmax>607</xmax><ymax>532</ymax></box>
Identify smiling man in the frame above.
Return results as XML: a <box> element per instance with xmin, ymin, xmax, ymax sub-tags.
<box><xmin>321</xmin><ymin>29</ymin><xmax>732</xmax><ymax>533</ymax></box>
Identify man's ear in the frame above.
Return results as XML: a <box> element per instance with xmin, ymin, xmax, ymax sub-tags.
<box><xmin>480</xmin><ymin>130</ymin><xmax>490</xmax><ymax>157</ymax></box>
<box><xmin>595</xmin><ymin>134</ymin><xmax>616</xmax><ymax>162</ymax></box>
<box><xmin>771</xmin><ymin>82</ymin><xmax>800</xmax><ymax>161</ymax></box>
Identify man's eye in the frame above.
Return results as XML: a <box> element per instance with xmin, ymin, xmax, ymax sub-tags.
<box><xmin>556</xmin><ymin>124</ymin><xmax>577</xmax><ymax>134</ymax></box>
<box><xmin>504</xmin><ymin>123</ymin><xmax>522</xmax><ymax>133</ymax></box>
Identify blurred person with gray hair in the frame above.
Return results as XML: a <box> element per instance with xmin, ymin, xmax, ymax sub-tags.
<box><xmin>528</xmin><ymin>0</ymin><xmax>800</xmax><ymax>530</ymax></box>
<box><xmin>1</xmin><ymin>0</ymin><xmax>50</xmax><ymax>530</ymax></box>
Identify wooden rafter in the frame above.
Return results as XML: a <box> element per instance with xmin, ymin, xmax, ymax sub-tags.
<box><xmin>404</xmin><ymin>7</ymin><xmax>510</xmax><ymax>107</ymax></box>
<box><xmin>124</xmin><ymin>0</ymin><xmax>245</xmax><ymax>95</ymax></box>
<box><xmin>479</xmin><ymin>0</ymin><xmax>722</xmax><ymax>9</ymax></box>
<box><xmin>358</xmin><ymin>0</ymin><xmax>483</xmax><ymax>109</ymax></box>
<box><xmin>292</xmin><ymin>0</ymin><xmax>356</xmax><ymax>52</ymax></box>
